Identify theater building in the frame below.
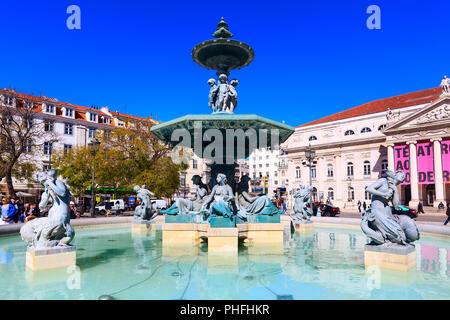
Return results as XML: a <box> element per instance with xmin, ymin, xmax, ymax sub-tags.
<box><xmin>282</xmin><ymin>80</ymin><xmax>450</xmax><ymax>209</ymax></box>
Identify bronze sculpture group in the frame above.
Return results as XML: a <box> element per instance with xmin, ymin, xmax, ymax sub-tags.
<box><xmin>161</xmin><ymin>174</ymin><xmax>281</xmax><ymax>222</ymax></box>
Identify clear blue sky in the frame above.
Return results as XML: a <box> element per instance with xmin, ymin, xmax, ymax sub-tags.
<box><xmin>1</xmin><ymin>0</ymin><xmax>449</xmax><ymax>127</ymax></box>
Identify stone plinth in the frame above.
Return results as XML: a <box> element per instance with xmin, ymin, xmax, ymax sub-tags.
<box><xmin>132</xmin><ymin>221</ymin><xmax>161</xmax><ymax>233</ymax></box>
<box><xmin>210</xmin><ymin>216</ymin><xmax>236</xmax><ymax>228</ymax></box>
<box><xmin>248</xmin><ymin>215</ymin><xmax>280</xmax><ymax>223</ymax></box>
<box><xmin>162</xmin><ymin>223</ymin><xmax>198</xmax><ymax>245</ymax></box>
<box><xmin>165</xmin><ymin>214</ymin><xmax>203</xmax><ymax>224</ymax></box>
<box><xmin>26</xmin><ymin>246</ymin><xmax>76</xmax><ymax>271</ymax></box>
<box><xmin>242</xmin><ymin>223</ymin><xmax>284</xmax><ymax>244</ymax></box>
<box><xmin>294</xmin><ymin>221</ymin><xmax>314</xmax><ymax>233</ymax></box>
<box><xmin>207</xmin><ymin>227</ymin><xmax>238</xmax><ymax>253</ymax></box>
<box><xmin>364</xmin><ymin>244</ymin><xmax>416</xmax><ymax>272</ymax></box>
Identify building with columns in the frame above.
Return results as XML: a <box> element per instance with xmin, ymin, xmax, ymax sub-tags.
<box><xmin>281</xmin><ymin>80</ymin><xmax>449</xmax><ymax>209</ymax></box>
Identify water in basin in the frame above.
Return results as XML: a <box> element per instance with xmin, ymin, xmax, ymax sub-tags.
<box><xmin>0</xmin><ymin>224</ymin><xmax>449</xmax><ymax>300</ymax></box>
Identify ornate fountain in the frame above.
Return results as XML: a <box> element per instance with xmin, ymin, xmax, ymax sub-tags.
<box><xmin>150</xmin><ymin>18</ymin><xmax>294</xmax><ymax>243</ymax></box>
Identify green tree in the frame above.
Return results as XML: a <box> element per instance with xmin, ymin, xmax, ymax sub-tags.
<box><xmin>53</xmin><ymin>119</ymin><xmax>187</xmax><ymax>199</ymax></box>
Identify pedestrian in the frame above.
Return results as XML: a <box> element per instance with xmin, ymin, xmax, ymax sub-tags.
<box><xmin>444</xmin><ymin>203</ymin><xmax>450</xmax><ymax>226</ymax></box>
<box><xmin>357</xmin><ymin>200</ymin><xmax>361</xmax><ymax>213</ymax></box>
<box><xmin>105</xmin><ymin>201</ymin><xmax>112</xmax><ymax>217</ymax></box>
<box><xmin>362</xmin><ymin>201</ymin><xmax>367</xmax><ymax>213</ymax></box>
<box><xmin>417</xmin><ymin>202</ymin><xmax>425</xmax><ymax>214</ymax></box>
<box><xmin>114</xmin><ymin>201</ymin><xmax>121</xmax><ymax>216</ymax></box>
<box><xmin>20</xmin><ymin>203</ymin><xmax>30</xmax><ymax>223</ymax></box>
<box><xmin>0</xmin><ymin>197</ymin><xmax>16</xmax><ymax>225</ymax></box>
<box><xmin>317</xmin><ymin>205</ymin><xmax>322</xmax><ymax>217</ymax></box>
<box><xmin>438</xmin><ymin>202</ymin><xmax>445</xmax><ymax>210</ymax></box>
<box><xmin>282</xmin><ymin>202</ymin><xmax>287</xmax><ymax>214</ymax></box>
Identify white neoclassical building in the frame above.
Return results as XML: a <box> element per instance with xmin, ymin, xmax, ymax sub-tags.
<box><xmin>0</xmin><ymin>88</ymin><xmax>158</xmax><ymax>197</ymax></box>
<box><xmin>282</xmin><ymin>82</ymin><xmax>450</xmax><ymax>209</ymax></box>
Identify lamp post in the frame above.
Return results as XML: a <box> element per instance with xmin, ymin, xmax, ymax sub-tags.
<box><xmin>304</xmin><ymin>144</ymin><xmax>316</xmax><ymax>186</ymax></box>
<box><xmin>88</xmin><ymin>137</ymin><xmax>100</xmax><ymax>218</ymax></box>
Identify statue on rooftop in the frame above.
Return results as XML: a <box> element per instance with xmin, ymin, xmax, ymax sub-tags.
<box><xmin>161</xmin><ymin>175</ymin><xmax>208</xmax><ymax>215</ymax></box>
<box><xmin>133</xmin><ymin>184</ymin><xmax>155</xmax><ymax>222</ymax></box>
<box><xmin>292</xmin><ymin>185</ymin><xmax>313</xmax><ymax>223</ymax></box>
<box><xmin>20</xmin><ymin>169</ymin><xmax>75</xmax><ymax>248</ymax></box>
<box><xmin>441</xmin><ymin>75</ymin><xmax>450</xmax><ymax>94</ymax></box>
<box><xmin>361</xmin><ymin>169</ymin><xmax>420</xmax><ymax>246</ymax></box>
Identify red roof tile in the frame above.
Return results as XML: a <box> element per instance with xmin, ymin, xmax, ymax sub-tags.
<box><xmin>297</xmin><ymin>87</ymin><xmax>442</xmax><ymax>128</ymax></box>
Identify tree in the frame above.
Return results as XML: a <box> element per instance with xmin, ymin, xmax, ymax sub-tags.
<box><xmin>0</xmin><ymin>96</ymin><xmax>57</xmax><ymax>196</ymax></box>
<box><xmin>53</xmin><ymin>118</ymin><xmax>187</xmax><ymax>199</ymax></box>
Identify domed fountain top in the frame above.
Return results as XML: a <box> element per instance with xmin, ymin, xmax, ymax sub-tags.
<box><xmin>191</xmin><ymin>18</ymin><xmax>255</xmax><ymax>76</ymax></box>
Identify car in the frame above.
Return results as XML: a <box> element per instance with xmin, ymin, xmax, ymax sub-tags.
<box><xmin>319</xmin><ymin>204</ymin><xmax>340</xmax><ymax>217</ymax></box>
<box><xmin>391</xmin><ymin>205</ymin><xmax>417</xmax><ymax>219</ymax></box>
<box><xmin>95</xmin><ymin>199</ymin><xmax>125</xmax><ymax>215</ymax></box>
<box><xmin>311</xmin><ymin>203</ymin><xmax>340</xmax><ymax>217</ymax></box>
<box><xmin>151</xmin><ymin>199</ymin><xmax>167</xmax><ymax>210</ymax></box>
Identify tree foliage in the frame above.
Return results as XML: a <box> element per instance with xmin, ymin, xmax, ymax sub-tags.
<box><xmin>53</xmin><ymin>119</ymin><xmax>187</xmax><ymax>198</ymax></box>
<box><xmin>0</xmin><ymin>97</ymin><xmax>57</xmax><ymax>196</ymax></box>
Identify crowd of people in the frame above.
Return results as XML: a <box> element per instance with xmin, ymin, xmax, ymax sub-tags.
<box><xmin>0</xmin><ymin>197</ymin><xmax>41</xmax><ymax>225</ymax></box>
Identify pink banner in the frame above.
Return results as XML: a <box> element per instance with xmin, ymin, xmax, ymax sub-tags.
<box><xmin>394</xmin><ymin>145</ymin><xmax>410</xmax><ymax>185</ymax></box>
<box><xmin>416</xmin><ymin>142</ymin><xmax>434</xmax><ymax>184</ymax></box>
<box><xmin>442</xmin><ymin>139</ymin><xmax>450</xmax><ymax>184</ymax></box>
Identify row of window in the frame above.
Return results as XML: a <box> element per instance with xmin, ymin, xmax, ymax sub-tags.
<box><xmin>44</xmin><ymin>122</ymin><xmax>97</xmax><ymax>138</ymax></box>
<box><xmin>42</xmin><ymin>142</ymin><xmax>72</xmax><ymax>155</ymax></box>
<box><xmin>308</xmin><ymin>124</ymin><xmax>388</xmax><ymax>141</ymax></box>
<box><xmin>294</xmin><ymin>160</ymin><xmax>388</xmax><ymax>179</ymax></box>
<box><xmin>44</xmin><ymin>104</ymin><xmax>104</xmax><ymax>123</ymax></box>
<box><xmin>326</xmin><ymin>187</ymin><xmax>372</xmax><ymax>201</ymax></box>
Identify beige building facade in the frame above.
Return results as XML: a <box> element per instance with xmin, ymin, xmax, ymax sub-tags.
<box><xmin>282</xmin><ymin>83</ymin><xmax>449</xmax><ymax>209</ymax></box>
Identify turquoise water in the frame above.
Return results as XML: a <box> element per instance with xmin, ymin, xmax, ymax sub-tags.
<box><xmin>0</xmin><ymin>224</ymin><xmax>449</xmax><ymax>300</ymax></box>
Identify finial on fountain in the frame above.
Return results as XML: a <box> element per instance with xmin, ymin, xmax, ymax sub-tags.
<box><xmin>212</xmin><ymin>17</ymin><xmax>233</xmax><ymax>38</ymax></box>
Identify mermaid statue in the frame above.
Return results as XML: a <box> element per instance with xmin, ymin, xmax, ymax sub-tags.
<box><xmin>133</xmin><ymin>184</ymin><xmax>155</xmax><ymax>222</ymax></box>
<box><xmin>361</xmin><ymin>169</ymin><xmax>420</xmax><ymax>246</ymax></box>
<box><xmin>20</xmin><ymin>169</ymin><xmax>75</xmax><ymax>248</ymax></box>
<box><xmin>161</xmin><ymin>175</ymin><xmax>208</xmax><ymax>215</ymax></box>
<box><xmin>201</xmin><ymin>173</ymin><xmax>237</xmax><ymax>219</ymax></box>
<box><xmin>235</xmin><ymin>175</ymin><xmax>282</xmax><ymax>220</ymax></box>
<box><xmin>292</xmin><ymin>185</ymin><xmax>313</xmax><ymax>223</ymax></box>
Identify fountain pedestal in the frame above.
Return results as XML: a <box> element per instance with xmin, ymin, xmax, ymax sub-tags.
<box><xmin>162</xmin><ymin>223</ymin><xmax>199</xmax><ymax>245</ymax></box>
<box><xmin>364</xmin><ymin>244</ymin><xmax>416</xmax><ymax>272</ymax></box>
<box><xmin>207</xmin><ymin>227</ymin><xmax>238</xmax><ymax>253</ymax></box>
<box><xmin>26</xmin><ymin>246</ymin><xmax>76</xmax><ymax>271</ymax></box>
<box><xmin>239</xmin><ymin>222</ymin><xmax>284</xmax><ymax>244</ymax></box>
<box><xmin>131</xmin><ymin>215</ymin><xmax>165</xmax><ymax>234</ymax></box>
<box><xmin>294</xmin><ymin>221</ymin><xmax>314</xmax><ymax>233</ymax></box>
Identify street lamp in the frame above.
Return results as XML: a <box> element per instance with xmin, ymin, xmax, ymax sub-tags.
<box><xmin>304</xmin><ymin>144</ymin><xmax>316</xmax><ymax>186</ymax></box>
<box><xmin>88</xmin><ymin>137</ymin><xmax>101</xmax><ymax>217</ymax></box>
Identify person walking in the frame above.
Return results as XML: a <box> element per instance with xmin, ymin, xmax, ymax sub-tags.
<box><xmin>357</xmin><ymin>200</ymin><xmax>361</xmax><ymax>213</ymax></box>
<box><xmin>444</xmin><ymin>203</ymin><xmax>450</xmax><ymax>225</ymax></box>
<box><xmin>105</xmin><ymin>201</ymin><xmax>112</xmax><ymax>217</ymax></box>
<box><xmin>362</xmin><ymin>201</ymin><xmax>367</xmax><ymax>213</ymax></box>
<box><xmin>114</xmin><ymin>201</ymin><xmax>121</xmax><ymax>216</ymax></box>
<box><xmin>282</xmin><ymin>202</ymin><xmax>287</xmax><ymax>214</ymax></box>
<box><xmin>417</xmin><ymin>202</ymin><xmax>425</xmax><ymax>214</ymax></box>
